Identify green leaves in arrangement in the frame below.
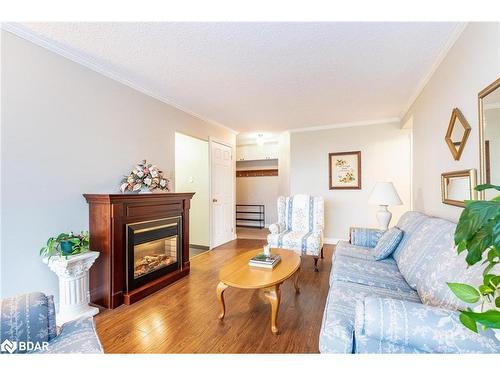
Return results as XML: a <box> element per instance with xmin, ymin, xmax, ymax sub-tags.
<box><xmin>447</xmin><ymin>283</ymin><xmax>480</xmax><ymax>303</ymax></box>
<box><xmin>460</xmin><ymin>310</ymin><xmax>500</xmax><ymax>330</ymax></box>
<box><xmin>448</xmin><ymin>184</ymin><xmax>500</xmax><ymax>334</ymax></box>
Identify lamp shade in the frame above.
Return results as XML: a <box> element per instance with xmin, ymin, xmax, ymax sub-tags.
<box><xmin>368</xmin><ymin>182</ymin><xmax>403</xmax><ymax>206</ymax></box>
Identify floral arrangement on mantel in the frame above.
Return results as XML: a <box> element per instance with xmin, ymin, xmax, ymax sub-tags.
<box><xmin>120</xmin><ymin>160</ymin><xmax>170</xmax><ymax>193</ymax></box>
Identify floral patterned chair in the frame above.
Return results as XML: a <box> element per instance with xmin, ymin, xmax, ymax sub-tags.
<box><xmin>0</xmin><ymin>292</ymin><xmax>103</xmax><ymax>354</ymax></box>
<box><xmin>267</xmin><ymin>194</ymin><xmax>324</xmax><ymax>271</ymax></box>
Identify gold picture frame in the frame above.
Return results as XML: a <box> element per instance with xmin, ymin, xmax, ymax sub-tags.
<box><xmin>445</xmin><ymin>108</ymin><xmax>471</xmax><ymax>161</ymax></box>
<box><xmin>478</xmin><ymin>77</ymin><xmax>500</xmax><ymax>200</ymax></box>
<box><xmin>328</xmin><ymin>151</ymin><xmax>361</xmax><ymax>190</ymax></box>
<box><xmin>441</xmin><ymin>169</ymin><xmax>477</xmax><ymax>207</ymax></box>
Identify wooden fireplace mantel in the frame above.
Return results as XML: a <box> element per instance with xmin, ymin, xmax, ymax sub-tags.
<box><xmin>84</xmin><ymin>192</ymin><xmax>195</xmax><ymax>309</ymax></box>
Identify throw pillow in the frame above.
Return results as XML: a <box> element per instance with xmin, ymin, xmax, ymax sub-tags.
<box><xmin>373</xmin><ymin>227</ymin><xmax>404</xmax><ymax>260</ymax></box>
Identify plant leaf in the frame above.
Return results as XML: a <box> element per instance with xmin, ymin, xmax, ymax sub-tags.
<box><xmin>479</xmin><ymin>284</ymin><xmax>494</xmax><ymax>295</ymax></box>
<box><xmin>454</xmin><ymin>201</ymin><xmax>500</xmax><ymax>245</ymax></box>
<box><xmin>459</xmin><ymin>312</ymin><xmax>478</xmax><ymax>333</ymax></box>
<box><xmin>447</xmin><ymin>283</ymin><xmax>481</xmax><ymax>303</ymax></box>
<box><xmin>460</xmin><ymin>310</ymin><xmax>500</xmax><ymax>329</ymax></box>
<box><xmin>475</xmin><ymin>184</ymin><xmax>500</xmax><ymax>192</ymax></box>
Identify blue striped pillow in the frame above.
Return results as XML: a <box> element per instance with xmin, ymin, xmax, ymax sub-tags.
<box><xmin>373</xmin><ymin>227</ymin><xmax>404</xmax><ymax>260</ymax></box>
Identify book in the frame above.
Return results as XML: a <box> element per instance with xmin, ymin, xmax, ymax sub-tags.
<box><xmin>249</xmin><ymin>253</ymin><xmax>281</xmax><ymax>269</ymax></box>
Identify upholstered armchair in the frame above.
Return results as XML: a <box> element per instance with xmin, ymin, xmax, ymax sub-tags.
<box><xmin>0</xmin><ymin>292</ymin><xmax>103</xmax><ymax>354</ymax></box>
<box><xmin>267</xmin><ymin>194</ymin><xmax>324</xmax><ymax>271</ymax></box>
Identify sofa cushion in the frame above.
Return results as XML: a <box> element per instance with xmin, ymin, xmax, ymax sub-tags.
<box><xmin>396</xmin><ymin>218</ymin><xmax>456</xmax><ymax>290</ymax></box>
<box><xmin>355</xmin><ymin>297</ymin><xmax>500</xmax><ymax>353</ymax></box>
<box><xmin>334</xmin><ymin>241</ymin><xmax>399</xmax><ymax>262</ymax></box>
<box><xmin>330</xmin><ymin>254</ymin><xmax>414</xmax><ymax>293</ymax></box>
<box><xmin>319</xmin><ymin>280</ymin><xmax>420</xmax><ymax>353</ymax></box>
<box><xmin>392</xmin><ymin>211</ymin><xmax>429</xmax><ymax>262</ymax></box>
<box><xmin>416</xmin><ymin>243</ymin><xmax>498</xmax><ymax>310</ymax></box>
<box><xmin>373</xmin><ymin>227</ymin><xmax>403</xmax><ymax>260</ymax></box>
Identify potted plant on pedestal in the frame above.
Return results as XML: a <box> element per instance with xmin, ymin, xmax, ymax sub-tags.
<box><xmin>40</xmin><ymin>231</ymin><xmax>90</xmax><ymax>259</ymax></box>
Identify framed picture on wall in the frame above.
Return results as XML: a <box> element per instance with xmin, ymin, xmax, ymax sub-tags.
<box><xmin>328</xmin><ymin>151</ymin><xmax>361</xmax><ymax>189</ymax></box>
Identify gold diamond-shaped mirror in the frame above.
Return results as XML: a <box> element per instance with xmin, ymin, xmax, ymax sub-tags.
<box><xmin>445</xmin><ymin>108</ymin><xmax>471</xmax><ymax>160</ymax></box>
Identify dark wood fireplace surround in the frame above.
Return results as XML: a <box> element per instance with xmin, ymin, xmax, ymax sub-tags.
<box><xmin>84</xmin><ymin>193</ymin><xmax>195</xmax><ymax>309</ymax></box>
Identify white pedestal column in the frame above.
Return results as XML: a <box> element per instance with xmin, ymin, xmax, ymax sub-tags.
<box><xmin>43</xmin><ymin>251</ymin><xmax>100</xmax><ymax>326</ymax></box>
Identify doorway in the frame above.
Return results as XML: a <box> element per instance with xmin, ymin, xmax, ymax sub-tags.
<box><xmin>174</xmin><ymin>132</ymin><xmax>210</xmax><ymax>258</ymax></box>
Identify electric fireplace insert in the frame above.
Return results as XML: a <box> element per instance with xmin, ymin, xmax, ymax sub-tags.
<box><xmin>126</xmin><ymin>216</ymin><xmax>182</xmax><ymax>291</ymax></box>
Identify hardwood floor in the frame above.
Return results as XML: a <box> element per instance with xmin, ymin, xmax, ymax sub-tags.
<box><xmin>236</xmin><ymin>227</ymin><xmax>270</xmax><ymax>240</ymax></box>
<box><xmin>94</xmin><ymin>239</ymin><xmax>333</xmax><ymax>353</ymax></box>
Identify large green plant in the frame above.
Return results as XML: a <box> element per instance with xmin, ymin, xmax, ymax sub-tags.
<box><xmin>447</xmin><ymin>184</ymin><xmax>500</xmax><ymax>333</ymax></box>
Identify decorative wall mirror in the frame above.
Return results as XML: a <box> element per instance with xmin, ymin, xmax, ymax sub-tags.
<box><xmin>441</xmin><ymin>169</ymin><xmax>477</xmax><ymax>207</ymax></box>
<box><xmin>445</xmin><ymin>108</ymin><xmax>471</xmax><ymax>160</ymax></box>
<box><xmin>478</xmin><ymin>77</ymin><xmax>500</xmax><ymax>200</ymax></box>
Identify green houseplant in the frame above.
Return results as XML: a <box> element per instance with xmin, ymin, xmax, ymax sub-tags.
<box><xmin>40</xmin><ymin>231</ymin><xmax>90</xmax><ymax>258</ymax></box>
<box><xmin>447</xmin><ymin>184</ymin><xmax>500</xmax><ymax>333</ymax></box>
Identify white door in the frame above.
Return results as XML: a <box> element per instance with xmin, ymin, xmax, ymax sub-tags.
<box><xmin>211</xmin><ymin>141</ymin><xmax>234</xmax><ymax>248</ymax></box>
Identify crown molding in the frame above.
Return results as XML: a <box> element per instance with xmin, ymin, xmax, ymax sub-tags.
<box><xmin>289</xmin><ymin>117</ymin><xmax>401</xmax><ymax>133</ymax></box>
<box><xmin>1</xmin><ymin>22</ymin><xmax>239</xmax><ymax>135</ymax></box>
<box><xmin>400</xmin><ymin>22</ymin><xmax>468</xmax><ymax>119</ymax></box>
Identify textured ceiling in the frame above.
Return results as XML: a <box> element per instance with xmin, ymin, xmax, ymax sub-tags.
<box><xmin>16</xmin><ymin>22</ymin><xmax>460</xmax><ymax>132</ymax></box>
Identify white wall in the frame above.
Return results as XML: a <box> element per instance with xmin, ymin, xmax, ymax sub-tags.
<box><xmin>290</xmin><ymin>123</ymin><xmax>412</xmax><ymax>241</ymax></box>
<box><xmin>236</xmin><ymin>160</ymin><xmax>279</xmax><ymax>226</ymax></box>
<box><xmin>278</xmin><ymin>131</ymin><xmax>291</xmax><ymax>197</ymax></box>
<box><xmin>175</xmin><ymin>133</ymin><xmax>209</xmax><ymax>247</ymax></box>
<box><xmin>402</xmin><ymin>23</ymin><xmax>500</xmax><ymax>221</ymax></box>
<box><xmin>0</xmin><ymin>31</ymin><xmax>235</xmax><ymax>300</ymax></box>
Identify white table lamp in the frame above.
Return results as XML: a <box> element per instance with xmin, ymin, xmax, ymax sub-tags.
<box><xmin>368</xmin><ymin>182</ymin><xmax>403</xmax><ymax>230</ymax></box>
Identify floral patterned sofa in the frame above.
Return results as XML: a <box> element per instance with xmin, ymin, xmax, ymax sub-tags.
<box><xmin>267</xmin><ymin>195</ymin><xmax>324</xmax><ymax>271</ymax></box>
<box><xmin>0</xmin><ymin>292</ymin><xmax>103</xmax><ymax>354</ymax></box>
<box><xmin>319</xmin><ymin>211</ymin><xmax>500</xmax><ymax>354</ymax></box>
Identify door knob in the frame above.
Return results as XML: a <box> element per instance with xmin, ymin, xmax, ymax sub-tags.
<box><xmin>213</xmin><ymin>198</ymin><xmax>218</xmax><ymax>203</ymax></box>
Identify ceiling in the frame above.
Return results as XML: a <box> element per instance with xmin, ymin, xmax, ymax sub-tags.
<box><xmin>13</xmin><ymin>22</ymin><xmax>461</xmax><ymax>133</ymax></box>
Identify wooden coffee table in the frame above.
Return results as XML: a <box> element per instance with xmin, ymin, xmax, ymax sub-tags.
<box><xmin>216</xmin><ymin>248</ymin><xmax>301</xmax><ymax>334</ymax></box>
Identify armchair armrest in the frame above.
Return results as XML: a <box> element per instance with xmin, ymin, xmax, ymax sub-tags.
<box><xmin>355</xmin><ymin>297</ymin><xmax>500</xmax><ymax>354</ymax></box>
<box><xmin>349</xmin><ymin>227</ymin><xmax>384</xmax><ymax>248</ymax></box>
<box><xmin>269</xmin><ymin>223</ymin><xmax>285</xmax><ymax>234</ymax></box>
<box><xmin>41</xmin><ymin>317</ymin><xmax>103</xmax><ymax>354</ymax></box>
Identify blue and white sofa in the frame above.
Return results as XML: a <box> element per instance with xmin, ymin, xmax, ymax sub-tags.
<box><xmin>0</xmin><ymin>292</ymin><xmax>103</xmax><ymax>354</ymax></box>
<box><xmin>319</xmin><ymin>211</ymin><xmax>500</xmax><ymax>354</ymax></box>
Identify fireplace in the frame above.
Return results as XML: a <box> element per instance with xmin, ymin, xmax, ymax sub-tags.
<box><xmin>126</xmin><ymin>217</ymin><xmax>182</xmax><ymax>292</ymax></box>
<box><xmin>84</xmin><ymin>193</ymin><xmax>194</xmax><ymax>308</ymax></box>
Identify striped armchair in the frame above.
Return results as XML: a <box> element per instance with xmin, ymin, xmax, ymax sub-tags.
<box><xmin>267</xmin><ymin>194</ymin><xmax>324</xmax><ymax>271</ymax></box>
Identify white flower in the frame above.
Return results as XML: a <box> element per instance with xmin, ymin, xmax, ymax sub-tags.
<box><xmin>127</xmin><ymin>176</ymin><xmax>134</xmax><ymax>183</ymax></box>
<box><xmin>151</xmin><ymin>169</ymin><xmax>158</xmax><ymax>178</ymax></box>
<box><xmin>120</xmin><ymin>183</ymin><xmax>129</xmax><ymax>193</ymax></box>
<box><xmin>144</xmin><ymin>177</ymin><xmax>152</xmax><ymax>186</ymax></box>
<box><xmin>137</xmin><ymin>171</ymin><xmax>144</xmax><ymax>178</ymax></box>
<box><xmin>133</xmin><ymin>183</ymin><xmax>142</xmax><ymax>191</ymax></box>
<box><xmin>160</xmin><ymin>179</ymin><xmax>167</xmax><ymax>187</ymax></box>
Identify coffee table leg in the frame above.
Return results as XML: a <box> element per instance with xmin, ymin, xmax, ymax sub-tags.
<box><xmin>265</xmin><ymin>284</ymin><xmax>281</xmax><ymax>334</ymax></box>
<box><xmin>294</xmin><ymin>267</ymin><xmax>301</xmax><ymax>294</ymax></box>
<box><xmin>217</xmin><ymin>281</ymin><xmax>228</xmax><ymax>320</ymax></box>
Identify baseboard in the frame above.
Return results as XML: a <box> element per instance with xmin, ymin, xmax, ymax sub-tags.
<box><xmin>324</xmin><ymin>238</ymin><xmax>346</xmax><ymax>245</ymax></box>
<box><xmin>190</xmin><ymin>244</ymin><xmax>210</xmax><ymax>250</ymax></box>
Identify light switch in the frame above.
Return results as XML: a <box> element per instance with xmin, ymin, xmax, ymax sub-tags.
<box><xmin>189</xmin><ymin>176</ymin><xmax>194</xmax><ymax>183</ymax></box>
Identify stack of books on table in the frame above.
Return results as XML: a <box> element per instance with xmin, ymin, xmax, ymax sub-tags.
<box><xmin>249</xmin><ymin>253</ymin><xmax>281</xmax><ymax>269</ymax></box>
